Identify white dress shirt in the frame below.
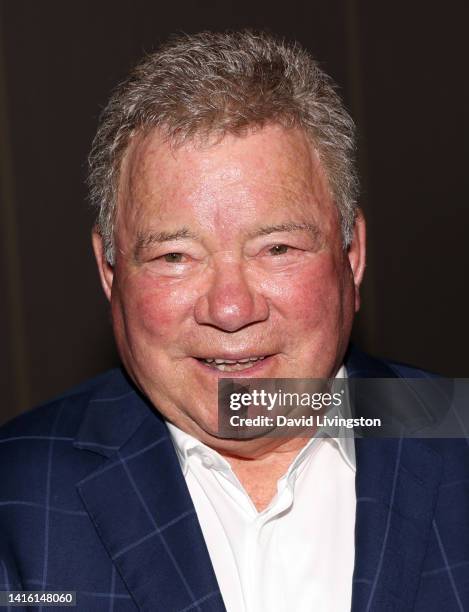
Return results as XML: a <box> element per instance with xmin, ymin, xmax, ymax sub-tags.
<box><xmin>166</xmin><ymin>368</ymin><xmax>356</xmax><ymax>612</ymax></box>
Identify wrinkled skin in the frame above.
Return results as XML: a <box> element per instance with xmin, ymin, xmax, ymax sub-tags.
<box><xmin>93</xmin><ymin>124</ymin><xmax>366</xmax><ymax>457</ymax></box>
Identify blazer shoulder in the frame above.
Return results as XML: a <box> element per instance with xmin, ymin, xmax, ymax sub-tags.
<box><xmin>0</xmin><ymin>369</ymin><xmax>121</xmax><ymax>450</ymax></box>
<box><xmin>347</xmin><ymin>347</ymin><xmax>468</xmax><ymax>466</ymax></box>
<box><xmin>380</xmin><ymin>359</ymin><xmax>469</xmax><ymax>477</ymax></box>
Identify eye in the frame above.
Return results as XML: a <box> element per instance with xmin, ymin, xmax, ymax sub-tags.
<box><xmin>268</xmin><ymin>244</ymin><xmax>290</xmax><ymax>256</ymax></box>
<box><xmin>161</xmin><ymin>252</ymin><xmax>185</xmax><ymax>263</ymax></box>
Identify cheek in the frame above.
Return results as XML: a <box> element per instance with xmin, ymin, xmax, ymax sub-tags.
<box><xmin>261</xmin><ymin>257</ymin><xmax>345</xmax><ymax>326</ymax></box>
<box><xmin>113</xmin><ymin>273</ymin><xmax>198</xmax><ymax>340</ymax></box>
<box><xmin>137</xmin><ymin>290</ymin><xmax>178</xmax><ymax>333</ymax></box>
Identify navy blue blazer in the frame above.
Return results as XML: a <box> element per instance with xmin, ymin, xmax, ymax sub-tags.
<box><xmin>1</xmin><ymin>347</ymin><xmax>468</xmax><ymax>611</ymax></box>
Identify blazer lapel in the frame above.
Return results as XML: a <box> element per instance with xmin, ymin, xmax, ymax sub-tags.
<box><xmin>74</xmin><ymin>370</ymin><xmax>226</xmax><ymax>612</ymax></box>
<box><xmin>346</xmin><ymin>348</ymin><xmax>443</xmax><ymax>612</ymax></box>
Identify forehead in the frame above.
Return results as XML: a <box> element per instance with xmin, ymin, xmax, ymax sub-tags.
<box><xmin>116</xmin><ymin>124</ymin><xmax>336</xmax><ymax>235</ymax></box>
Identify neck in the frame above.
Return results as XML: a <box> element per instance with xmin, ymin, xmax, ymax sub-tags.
<box><xmin>218</xmin><ymin>436</ymin><xmax>309</xmax><ymax>512</ymax></box>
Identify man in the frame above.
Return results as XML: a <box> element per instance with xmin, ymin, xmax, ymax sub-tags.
<box><xmin>0</xmin><ymin>31</ymin><xmax>468</xmax><ymax>612</ymax></box>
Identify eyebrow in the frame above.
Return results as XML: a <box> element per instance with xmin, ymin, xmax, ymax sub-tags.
<box><xmin>134</xmin><ymin>227</ymin><xmax>199</xmax><ymax>259</ymax></box>
<box><xmin>248</xmin><ymin>222</ymin><xmax>322</xmax><ymax>240</ymax></box>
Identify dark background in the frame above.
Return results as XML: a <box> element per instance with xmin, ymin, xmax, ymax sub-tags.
<box><xmin>1</xmin><ymin>0</ymin><xmax>467</xmax><ymax>425</ymax></box>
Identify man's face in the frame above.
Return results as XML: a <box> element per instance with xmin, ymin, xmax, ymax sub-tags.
<box><xmin>93</xmin><ymin>125</ymin><xmax>365</xmax><ymax>448</ymax></box>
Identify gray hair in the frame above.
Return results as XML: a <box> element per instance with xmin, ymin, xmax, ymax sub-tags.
<box><xmin>88</xmin><ymin>30</ymin><xmax>359</xmax><ymax>264</ymax></box>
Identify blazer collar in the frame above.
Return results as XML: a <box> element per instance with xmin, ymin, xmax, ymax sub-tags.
<box><xmin>74</xmin><ymin>369</ymin><xmax>226</xmax><ymax>612</ymax></box>
<box><xmin>73</xmin><ymin>368</ymin><xmax>150</xmax><ymax>457</ymax></box>
<box><xmin>345</xmin><ymin>344</ymin><xmax>398</xmax><ymax>378</ymax></box>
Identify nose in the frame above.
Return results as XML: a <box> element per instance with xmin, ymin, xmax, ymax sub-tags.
<box><xmin>194</xmin><ymin>261</ymin><xmax>269</xmax><ymax>332</ymax></box>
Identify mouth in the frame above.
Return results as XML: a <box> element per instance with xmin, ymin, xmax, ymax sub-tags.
<box><xmin>194</xmin><ymin>355</ymin><xmax>270</xmax><ymax>373</ymax></box>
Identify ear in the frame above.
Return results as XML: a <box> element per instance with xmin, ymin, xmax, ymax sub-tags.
<box><xmin>92</xmin><ymin>228</ymin><xmax>114</xmax><ymax>302</ymax></box>
<box><xmin>346</xmin><ymin>209</ymin><xmax>366</xmax><ymax>312</ymax></box>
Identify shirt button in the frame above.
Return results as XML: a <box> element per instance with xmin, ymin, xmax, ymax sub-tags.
<box><xmin>201</xmin><ymin>455</ymin><xmax>214</xmax><ymax>468</ymax></box>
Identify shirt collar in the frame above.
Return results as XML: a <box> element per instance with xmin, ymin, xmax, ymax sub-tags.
<box><xmin>166</xmin><ymin>365</ymin><xmax>355</xmax><ymax>476</ymax></box>
<box><xmin>166</xmin><ymin>421</ymin><xmax>222</xmax><ymax>476</ymax></box>
<box><xmin>323</xmin><ymin>365</ymin><xmax>356</xmax><ymax>472</ymax></box>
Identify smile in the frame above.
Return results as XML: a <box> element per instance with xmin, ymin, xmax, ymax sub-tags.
<box><xmin>196</xmin><ymin>356</ymin><xmax>266</xmax><ymax>372</ymax></box>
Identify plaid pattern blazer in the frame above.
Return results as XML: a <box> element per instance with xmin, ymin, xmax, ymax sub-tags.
<box><xmin>1</xmin><ymin>347</ymin><xmax>468</xmax><ymax>611</ymax></box>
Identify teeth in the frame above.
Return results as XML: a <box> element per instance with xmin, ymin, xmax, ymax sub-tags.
<box><xmin>214</xmin><ymin>362</ymin><xmax>255</xmax><ymax>372</ymax></box>
<box><xmin>200</xmin><ymin>355</ymin><xmax>267</xmax><ymax>371</ymax></box>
